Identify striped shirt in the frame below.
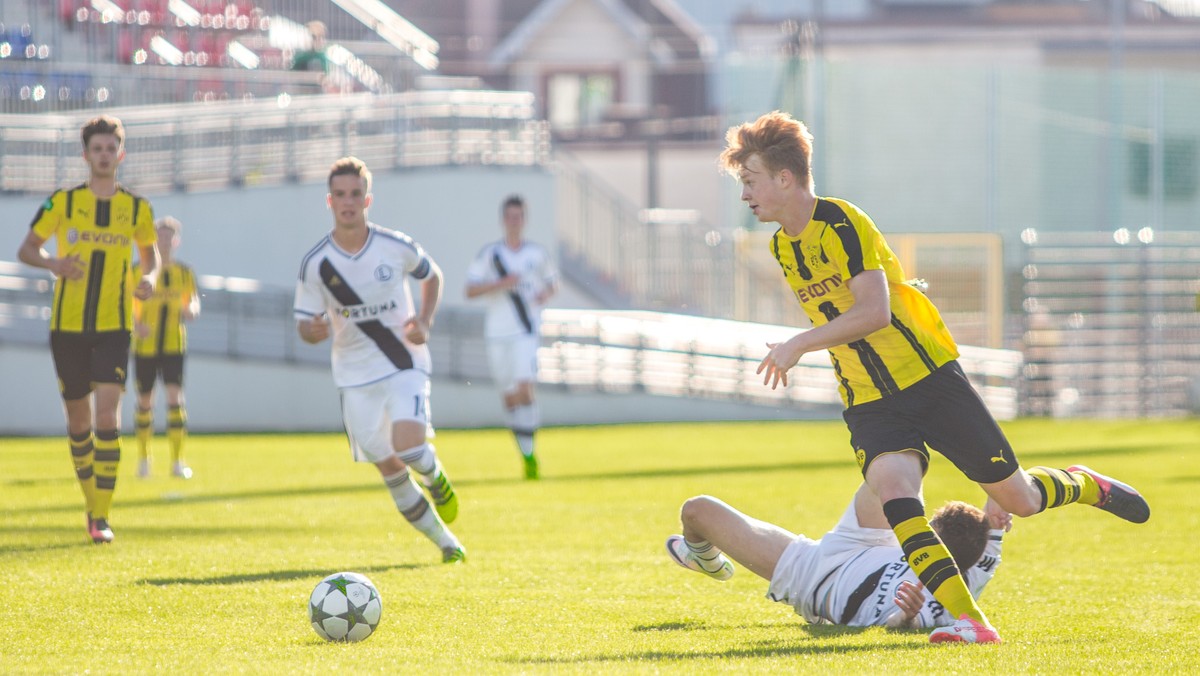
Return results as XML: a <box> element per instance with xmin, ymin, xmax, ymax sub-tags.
<box><xmin>132</xmin><ymin>261</ymin><xmax>197</xmax><ymax>357</ymax></box>
<box><xmin>29</xmin><ymin>183</ymin><xmax>156</xmax><ymax>333</ymax></box>
<box><xmin>769</xmin><ymin>197</ymin><xmax>958</xmax><ymax>407</ymax></box>
<box><xmin>294</xmin><ymin>223</ymin><xmax>434</xmax><ymax>388</ymax></box>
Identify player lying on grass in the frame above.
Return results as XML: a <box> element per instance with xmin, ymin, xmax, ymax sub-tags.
<box><xmin>666</xmin><ymin>484</ymin><xmax>1010</xmax><ymax>629</ymax></box>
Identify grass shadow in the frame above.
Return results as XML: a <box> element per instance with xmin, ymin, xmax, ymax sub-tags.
<box><xmin>507</xmin><ymin>620</ymin><xmax>903</xmax><ymax>665</ymax></box>
<box><xmin>139</xmin><ymin>562</ymin><xmax>426</xmax><ymax>586</ymax></box>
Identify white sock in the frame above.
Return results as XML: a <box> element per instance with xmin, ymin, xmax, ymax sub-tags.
<box><xmin>397</xmin><ymin>443</ymin><xmax>442</xmax><ymax>486</ymax></box>
<box><xmin>382</xmin><ymin>469</ymin><xmax>458</xmax><ymax>550</ymax></box>
<box><xmin>511</xmin><ymin>404</ymin><xmax>538</xmax><ymax>458</ymax></box>
<box><xmin>684</xmin><ymin>538</ymin><xmax>727</xmax><ymax>573</ymax></box>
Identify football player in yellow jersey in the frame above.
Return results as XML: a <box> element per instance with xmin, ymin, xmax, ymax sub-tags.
<box><xmin>718</xmin><ymin>111</ymin><xmax>1150</xmax><ymax>644</ymax></box>
<box><xmin>16</xmin><ymin>115</ymin><xmax>160</xmax><ymax>545</ymax></box>
<box><xmin>132</xmin><ymin>216</ymin><xmax>200</xmax><ymax>480</ymax></box>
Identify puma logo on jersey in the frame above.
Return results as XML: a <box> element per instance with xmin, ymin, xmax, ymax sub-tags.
<box><xmin>115</xmin><ymin>367</ymin><xmax>125</xmax><ymax>379</ymax></box>
<box><xmin>990</xmin><ymin>452</ymin><xmax>1007</xmax><ymax>464</ymax></box>
<box><xmin>329</xmin><ymin>275</ymin><xmax>341</xmax><ymax>286</ymax></box>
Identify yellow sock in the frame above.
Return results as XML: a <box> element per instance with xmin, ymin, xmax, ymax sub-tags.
<box><xmin>1029</xmin><ymin>466</ymin><xmax>1097</xmax><ymax>511</ymax></box>
<box><xmin>68</xmin><ymin>431</ymin><xmax>96</xmax><ymax>513</ymax></box>
<box><xmin>167</xmin><ymin>405</ymin><xmax>187</xmax><ymax>464</ymax></box>
<box><xmin>135</xmin><ymin>406</ymin><xmax>153</xmax><ymax>461</ymax></box>
<box><xmin>92</xmin><ymin>429</ymin><xmax>121</xmax><ymax>520</ymax></box>
<box><xmin>884</xmin><ymin>497</ymin><xmax>987</xmax><ymax>625</ymax></box>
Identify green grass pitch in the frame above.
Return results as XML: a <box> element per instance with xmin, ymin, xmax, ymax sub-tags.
<box><xmin>2</xmin><ymin>419</ymin><xmax>1198</xmax><ymax>673</ymax></box>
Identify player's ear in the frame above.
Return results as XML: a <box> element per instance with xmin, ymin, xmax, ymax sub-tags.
<box><xmin>326</xmin><ymin>193</ymin><xmax>332</xmax><ymax>209</ymax></box>
<box><xmin>116</xmin><ymin>148</ymin><xmax>126</xmax><ymax>163</ymax></box>
<box><xmin>364</xmin><ymin>193</ymin><xmax>373</xmax><ymax>209</ymax></box>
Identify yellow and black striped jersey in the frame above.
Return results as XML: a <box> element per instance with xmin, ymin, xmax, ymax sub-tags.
<box><xmin>769</xmin><ymin>197</ymin><xmax>959</xmax><ymax>407</ymax></box>
<box><xmin>30</xmin><ymin>183</ymin><xmax>156</xmax><ymax>333</ymax></box>
<box><xmin>132</xmin><ymin>261</ymin><xmax>197</xmax><ymax>357</ymax></box>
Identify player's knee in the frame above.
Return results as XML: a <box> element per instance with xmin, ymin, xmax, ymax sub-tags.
<box><xmin>680</xmin><ymin>495</ymin><xmax>719</xmax><ymax>528</ymax></box>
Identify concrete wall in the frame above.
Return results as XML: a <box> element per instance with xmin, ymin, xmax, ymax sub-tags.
<box><xmin>0</xmin><ymin>164</ymin><xmax>823</xmax><ymax>435</ymax></box>
<box><xmin>2</xmin><ymin>165</ymin><xmax>559</xmax><ymax>300</ymax></box>
<box><xmin>0</xmin><ymin>342</ymin><xmax>834</xmax><ymax>436</ymax></box>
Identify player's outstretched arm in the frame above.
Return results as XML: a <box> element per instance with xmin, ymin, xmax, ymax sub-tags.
<box><xmin>134</xmin><ymin>243</ymin><xmax>160</xmax><ymax>300</ymax></box>
<box><xmin>756</xmin><ymin>269</ymin><xmax>891</xmax><ymax>389</ymax></box>
<box><xmin>407</xmin><ymin>259</ymin><xmax>443</xmax><ymax>345</ymax></box>
<box><xmin>17</xmin><ymin>231</ymin><xmax>84</xmax><ymax>280</ymax></box>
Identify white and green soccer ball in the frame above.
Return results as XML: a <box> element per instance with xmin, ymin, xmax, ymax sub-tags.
<box><xmin>308</xmin><ymin>572</ymin><xmax>382</xmax><ymax>642</ymax></box>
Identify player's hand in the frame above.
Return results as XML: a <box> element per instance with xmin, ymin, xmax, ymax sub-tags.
<box><xmin>50</xmin><ymin>254</ymin><xmax>85</xmax><ymax>281</ymax></box>
<box><xmin>134</xmin><ymin>275</ymin><xmax>155</xmax><ymax>300</ymax></box>
<box><xmin>181</xmin><ymin>306</ymin><xmax>195</xmax><ymax>322</ymax></box>
<box><xmin>983</xmin><ymin>498</ymin><xmax>1012</xmax><ymax>532</ymax></box>
<box><xmin>893</xmin><ymin>580</ymin><xmax>925</xmax><ymax>626</ymax></box>
<box><xmin>299</xmin><ymin>313</ymin><xmax>331</xmax><ymax>344</ymax></box>
<box><xmin>134</xmin><ymin>322</ymin><xmax>150</xmax><ymax>339</ymax></box>
<box><xmin>756</xmin><ymin>337</ymin><xmax>804</xmax><ymax>389</ymax></box>
<box><xmin>495</xmin><ymin>275</ymin><xmax>520</xmax><ymax>292</ymax></box>
<box><xmin>404</xmin><ymin>317</ymin><xmax>430</xmax><ymax>345</ymax></box>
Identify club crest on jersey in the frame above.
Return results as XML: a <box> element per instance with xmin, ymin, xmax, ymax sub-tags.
<box><xmin>67</xmin><ymin>228</ymin><xmax>79</xmax><ymax>244</ymax></box>
<box><xmin>337</xmin><ymin>299</ymin><xmax>398</xmax><ymax>319</ymax></box>
<box><xmin>374</xmin><ymin>264</ymin><xmax>394</xmax><ymax>281</ymax></box>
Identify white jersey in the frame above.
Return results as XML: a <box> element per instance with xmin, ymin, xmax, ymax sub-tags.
<box><xmin>466</xmin><ymin>240</ymin><xmax>557</xmax><ymax>339</ymax></box>
<box><xmin>294</xmin><ymin>223</ymin><xmax>434</xmax><ymax>388</ymax></box>
<box><xmin>770</xmin><ymin>502</ymin><xmax>1003</xmax><ymax>628</ymax></box>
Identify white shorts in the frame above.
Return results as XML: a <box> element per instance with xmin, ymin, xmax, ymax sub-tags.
<box><xmin>766</xmin><ymin>503</ymin><xmax>897</xmax><ymax>623</ymax></box>
<box><xmin>766</xmin><ymin>534</ymin><xmax>822</xmax><ymax>617</ymax></box>
<box><xmin>486</xmin><ymin>334</ymin><xmax>540</xmax><ymax>393</ymax></box>
<box><xmin>340</xmin><ymin>370</ymin><xmax>432</xmax><ymax>464</ymax></box>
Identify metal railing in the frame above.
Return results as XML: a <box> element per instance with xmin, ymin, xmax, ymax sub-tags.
<box><xmin>0</xmin><ymin>88</ymin><xmax>551</xmax><ymax>194</ymax></box>
<box><xmin>0</xmin><ymin>261</ymin><xmax>1024</xmax><ymax>418</ymax></box>
<box><xmin>1021</xmin><ymin>229</ymin><xmax>1200</xmax><ymax>417</ymax></box>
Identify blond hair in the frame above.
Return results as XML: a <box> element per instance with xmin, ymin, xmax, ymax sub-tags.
<box><xmin>155</xmin><ymin>216</ymin><xmax>182</xmax><ymax>234</ymax></box>
<box><xmin>719</xmin><ymin>111</ymin><xmax>814</xmax><ymax>189</ymax></box>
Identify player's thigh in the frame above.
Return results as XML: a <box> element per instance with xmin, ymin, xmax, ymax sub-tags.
<box><xmin>134</xmin><ymin>356</ymin><xmax>159</xmax><ymax>395</ymax></box>
<box><xmin>50</xmin><ymin>331</ymin><xmax>94</xmax><ymax>400</ymax></box>
<box><xmin>486</xmin><ymin>338</ymin><xmax>517</xmax><ymax>393</ymax></box>
<box><xmin>842</xmin><ymin>400</ymin><xmax>930</xmax><ymax>480</ymax></box>
<box><xmin>384</xmin><ymin>370</ymin><xmax>431</xmax><ymax>450</ymax></box>
<box><xmin>912</xmin><ymin>362</ymin><xmax>1018</xmax><ymax>484</ymax></box>
<box><xmin>90</xmin><ymin>331</ymin><xmax>131</xmax><ymax>393</ymax></box>
<box><xmin>160</xmin><ymin>354</ymin><xmax>185</xmax><ymax>388</ymax></box>
<box><xmin>511</xmin><ymin>334</ymin><xmax>540</xmax><ymax>384</ymax></box>
<box><xmin>689</xmin><ymin>497</ymin><xmax>796</xmax><ymax>581</ymax></box>
<box><xmin>339</xmin><ymin>382</ymin><xmax>393</xmax><ymax>463</ymax></box>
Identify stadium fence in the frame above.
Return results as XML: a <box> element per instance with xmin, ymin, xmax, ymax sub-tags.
<box><xmin>1021</xmin><ymin>228</ymin><xmax>1200</xmax><ymax>418</ymax></box>
<box><xmin>0</xmin><ymin>261</ymin><xmax>1023</xmax><ymax>418</ymax></box>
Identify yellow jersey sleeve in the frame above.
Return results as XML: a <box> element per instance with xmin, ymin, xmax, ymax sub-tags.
<box><xmin>29</xmin><ymin>191</ymin><xmax>65</xmax><ymax>240</ymax></box>
<box><xmin>133</xmin><ymin>198</ymin><xmax>156</xmax><ymax>247</ymax></box>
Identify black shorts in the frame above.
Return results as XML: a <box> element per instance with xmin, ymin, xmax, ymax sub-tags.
<box><xmin>134</xmin><ymin>354</ymin><xmax>185</xmax><ymax>394</ymax></box>
<box><xmin>49</xmin><ymin>330</ymin><xmax>130</xmax><ymax>401</ymax></box>
<box><xmin>841</xmin><ymin>360</ymin><xmax>1019</xmax><ymax>484</ymax></box>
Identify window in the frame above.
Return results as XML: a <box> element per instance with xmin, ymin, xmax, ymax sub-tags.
<box><xmin>1128</xmin><ymin>137</ymin><xmax>1197</xmax><ymax>200</ymax></box>
<box><xmin>547</xmin><ymin>72</ymin><xmax>614</xmax><ymax>130</ymax></box>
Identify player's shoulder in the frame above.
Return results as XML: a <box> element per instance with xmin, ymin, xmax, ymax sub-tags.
<box><xmin>473</xmin><ymin>240</ymin><xmax>503</xmax><ymax>260</ymax></box>
<box><xmin>115</xmin><ymin>184</ymin><xmax>150</xmax><ymax>202</ymax></box>
<box><xmin>370</xmin><ymin>223</ymin><xmax>422</xmax><ymax>252</ymax></box>
<box><xmin>817</xmin><ymin>197</ymin><xmax>876</xmax><ymax>227</ymax></box>
<box><xmin>297</xmin><ymin>234</ymin><xmax>333</xmax><ymax>278</ymax></box>
<box><xmin>40</xmin><ymin>183</ymin><xmax>84</xmax><ymax>206</ymax></box>
<box><xmin>523</xmin><ymin>240</ymin><xmax>551</xmax><ymax>258</ymax></box>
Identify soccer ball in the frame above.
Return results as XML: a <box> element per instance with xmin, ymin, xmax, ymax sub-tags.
<box><xmin>308</xmin><ymin>572</ymin><xmax>383</xmax><ymax>642</ymax></box>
